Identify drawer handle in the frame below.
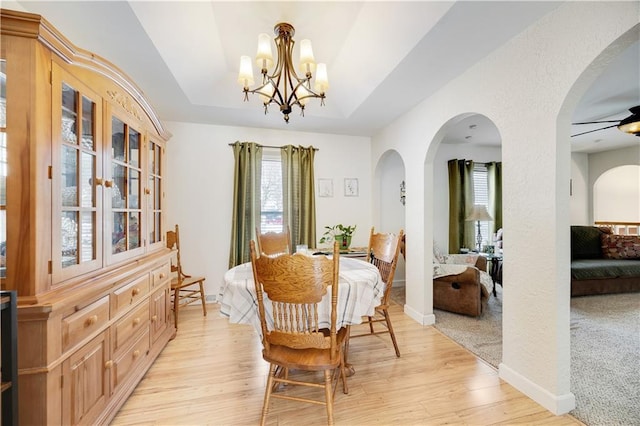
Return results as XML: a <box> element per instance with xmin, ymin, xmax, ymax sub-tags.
<box><xmin>105</xmin><ymin>360</ymin><xmax>114</xmax><ymax>369</ymax></box>
<box><xmin>85</xmin><ymin>315</ymin><xmax>98</xmax><ymax>327</ymax></box>
<box><xmin>151</xmin><ymin>315</ymin><xmax>158</xmax><ymax>322</ymax></box>
<box><xmin>133</xmin><ymin>317</ymin><xmax>141</xmax><ymax>326</ymax></box>
<box><xmin>159</xmin><ymin>273</ymin><xmax>166</xmax><ymax>279</ymax></box>
<box><xmin>132</xmin><ymin>288</ymin><xmax>140</xmax><ymax>296</ymax></box>
<box><xmin>133</xmin><ymin>350</ymin><xmax>141</xmax><ymax>359</ymax></box>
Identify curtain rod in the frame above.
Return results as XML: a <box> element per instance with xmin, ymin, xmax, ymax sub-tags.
<box><xmin>228</xmin><ymin>142</ymin><xmax>318</xmax><ymax>151</ymax></box>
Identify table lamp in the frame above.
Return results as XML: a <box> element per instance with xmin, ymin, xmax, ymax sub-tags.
<box><xmin>465</xmin><ymin>205</ymin><xmax>493</xmax><ymax>253</ymax></box>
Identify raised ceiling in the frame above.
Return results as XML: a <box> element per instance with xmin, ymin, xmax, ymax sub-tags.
<box><xmin>6</xmin><ymin>1</ymin><xmax>639</xmax><ymax>153</ymax></box>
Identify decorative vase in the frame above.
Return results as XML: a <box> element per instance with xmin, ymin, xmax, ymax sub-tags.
<box><xmin>335</xmin><ymin>235</ymin><xmax>351</xmax><ymax>249</ymax></box>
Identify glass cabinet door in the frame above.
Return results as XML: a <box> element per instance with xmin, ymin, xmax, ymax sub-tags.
<box><xmin>147</xmin><ymin>138</ymin><xmax>163</xmax><ymax>248</ymax></box>
<box><xmin>52</xmin><ymin>65</ymin><xmax>103</xmax><ymax>282</ymax></box>
<box><xmin>109</xmin><ymin>116</ymin><xmax>143</xmax><ymax>261</ymax></box>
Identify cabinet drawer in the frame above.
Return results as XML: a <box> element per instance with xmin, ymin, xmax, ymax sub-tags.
<box><xmin>62</xmin><ymin>296</ymin><xmax>110</xmax><ymax>352</ymax></box>
<box><xmin>151</xmin><ymin>263</ymin><xmax>171</xmax><ymax>288</ymax></box>
<box><xmin>113</xmin><ymin>302</ymin><xmax>149</xmax><ymax>355</ymax></box>
<box><xmin>112</xmin><ymin>329</ymin><xmax>150</xmax><ymax>391</ymax></box>
<box><xmin>112</xmin><ymin>275</ymin><xmax>150</xmax><ymax>317</ymax></box>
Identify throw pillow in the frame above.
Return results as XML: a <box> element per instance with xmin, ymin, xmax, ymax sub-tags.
<box><xmin>433</xmin><ymin>242</ymin><xmax>446</xmax><ymax>264</ymax></box>
<box><xmin>571</xmin><ymin>226</ymin><xmax>609</xmax><ymax>259</ymax></box>
<box><xmin>601</xmin><ymin>234</ymin><xmax>640</xmax><ymax>259</ymax></box>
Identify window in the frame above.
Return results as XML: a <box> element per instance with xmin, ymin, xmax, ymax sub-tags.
<box><xmin>260</xmin><ymin>154</ymin><xmax>283</xmax><ymax>233</ymax></box>
<box><xmin>473</xmin><ymin>163</ymin><xmax>490</xmax><ymax>246</ymax></box>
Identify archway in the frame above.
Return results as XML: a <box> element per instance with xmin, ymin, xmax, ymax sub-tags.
<box><xmin>425</xmin><ymin>112</ymin><xmax>503</xmax><ymax>364</ymax></box>
<box><xmin>559</xmin><ymin>24</ymin><xmax>640</xmax><ymax>425</ymax></box>
<box><xmin>373</xmin><ymin>150</ymin><xmax>406</xmax><ymax>286</ymax></box>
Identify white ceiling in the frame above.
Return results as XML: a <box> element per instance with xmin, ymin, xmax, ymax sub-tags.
<box><xmin>6</xmin><ymin>1</ymin><xmax>639</xmax><ymax>153</ymax></box>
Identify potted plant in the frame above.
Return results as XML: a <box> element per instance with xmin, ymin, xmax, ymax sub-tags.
<box><xmin>319</xmin><ymin>224</ymin><xmax>356</xmax><ymax>249</ymax></box>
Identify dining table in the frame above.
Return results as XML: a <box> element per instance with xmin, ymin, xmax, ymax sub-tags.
<box><xmin>219</xmin><ymin>256</ymin><xmax>384</xmax><ymax>337</ymax></box>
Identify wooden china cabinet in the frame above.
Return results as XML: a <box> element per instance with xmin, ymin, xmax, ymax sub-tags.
<box><xmin>0</xmin><ymin>9</ymin><xmax>174</xmax><ymax>425</ymax></box>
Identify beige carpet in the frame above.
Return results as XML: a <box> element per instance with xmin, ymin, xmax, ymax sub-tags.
<box><xmin>389</xmin><ymin>285</ymin><xmax>640</xmax><ymax>426</ymax></box>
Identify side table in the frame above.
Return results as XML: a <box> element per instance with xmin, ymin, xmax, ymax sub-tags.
<box><xmin>486</xmin><ymin>254</ymin><xmax>503</xmax><ymax>296</ymax></box>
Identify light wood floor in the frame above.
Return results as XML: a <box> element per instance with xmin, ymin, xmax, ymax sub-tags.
<box><xmin>111</xmin><ymin>303</ymin><xmax>583</xmax><ymax>425</ymax></box>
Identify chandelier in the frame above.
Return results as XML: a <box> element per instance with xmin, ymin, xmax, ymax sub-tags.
<box><xmin>237</xmin><ymin>22</ymin><xmax>329</xmax><ymax>123</ymax></box>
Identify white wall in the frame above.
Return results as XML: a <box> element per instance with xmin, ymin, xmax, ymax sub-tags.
<box><xmin>164</xmin><ymin>122</ymin><xmax>372</xmax><ymax>298</ymax></box>
<box><xmin>433</xmin><ymin>144</ymin><xmax>502</xmax><ymax>253</ymax></box>
<box><xmin>371</xmin><ymin>1</ymin><xmax>638</xmax><ymax>416</ymax></box>
<box><xmin>590</xmin><ymin>145</ymin><xmax>640</xmax><ymax>223</ymax></box>
<box><xmin>570</xmin><ymin>153</ymin><xmax>590</xmax><ymax>224</ymax></box>
<box><xmin>594</xmin><ymin>165</ymin><xmax>640</xmax><ymax>222</ymax></box>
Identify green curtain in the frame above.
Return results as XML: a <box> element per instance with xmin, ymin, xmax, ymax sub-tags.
<box><xmin>487</xmin><ymin>161</ymin><xmax>503</xmax><ymax>237</ymax></box>
<box><xmin>228</xmin><ymin>141</ymin><xmax>262</xmax><ymax>267</ymax></box>
<box><xmin>447</xmin><ymin>159</ymin><xmax>475</xmax><ymax>253</ymax></box>
<box><xmin>281</xmin><ymin>145</ymin><xmax>317</xmax><ymax>249</ymax></box>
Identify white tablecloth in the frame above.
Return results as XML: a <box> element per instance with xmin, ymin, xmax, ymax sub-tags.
<box><xmin>219</xmin><ymin>257</ymin><xmax>384</xmax><ymax>334</ymax></box>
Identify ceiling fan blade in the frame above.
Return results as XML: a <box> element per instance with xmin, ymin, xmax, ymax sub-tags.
<box><xmin>572</xmin><ymin>120</ymin><xmax>620</xmax><ymax>125</ymax></box>
<box><xmin>571</xmin><ymin>124</ymin><xmax>619</xmax><ymax>137</ymax></box>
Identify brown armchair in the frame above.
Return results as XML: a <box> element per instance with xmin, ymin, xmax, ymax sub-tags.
<box><xmin>433</xmin><ymin>255</ymin><xmax>489</xmax><ymax>317</ymax></box>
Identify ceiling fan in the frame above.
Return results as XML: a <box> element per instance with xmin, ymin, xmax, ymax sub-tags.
<box><xmin>571</xmin><ymin>105</ymin><xmax>640</xmax><ymax>137</ymax></box>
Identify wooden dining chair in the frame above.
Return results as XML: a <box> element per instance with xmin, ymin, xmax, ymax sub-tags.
<box><xmin>350</xmin><ymin>227</ymin><xmax>404</xmax><ymax>357</ymax></box>
<box><xmin>166</xmin><ymin>224</ymin><xmax>207</xmax><ymax>328</ymax></box>
<box><xmin>255</xmin><ymin>225</ymin><xmax>291</xmax><ymax>257</ymax></box>
<box><xmin>249</xmin><ymin>240</ymin><xmax>348</xmax><ymax>426</ymax></box>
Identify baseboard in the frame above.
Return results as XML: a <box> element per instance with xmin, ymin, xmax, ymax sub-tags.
<box><xmin>404</xmin><ymin>303</ymin><xmax>435</xmax><ymax>325</ymax></box>
<box><xmin>499</xmin><ymin>362</ymin><xmax>576</xmax><ymax>415</ymax></box>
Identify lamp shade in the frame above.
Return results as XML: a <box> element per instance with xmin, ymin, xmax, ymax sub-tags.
<box><xmin>299</xmin><ymin>39</ymin><xmax>316</xmax><ymax>74</ymax></box>
<box><xmin>238</xmin><ymin>56</ymin><xmax>255</xmax><ymax>87</ymax></box>
<box><xmin>465</xmin><ymin>205</ymin><xmax>493</xmax><ymax>222</ymax></box>
<box><xmin>314</xmin><ymin>63</ymin><xmax>329</xmax><ymax>93</ymax></box>
<box><xmin>255</xmin><ymin>33</ymin><xmax>274</xmax><ymax>70</ymax></box>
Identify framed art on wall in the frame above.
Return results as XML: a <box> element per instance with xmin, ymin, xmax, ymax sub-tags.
<box><xmin>318</xmin><ymin>178</ymin><xmax>333</xmax><ymax>197</ymax></box>
<box><xmin>344</xmin><ymin>178</ymin><xmax>359</xmax><ymax>197</ymax></box>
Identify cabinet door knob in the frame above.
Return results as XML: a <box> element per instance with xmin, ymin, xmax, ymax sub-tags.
<box><xmin>105</xmin><ymin>360</ymin><xmax>114</xmax><ymax>369</ymax></box>
<box><xmin>85</xmin><ymin>315</ymin><xmax>98</xmax><ymax>327</ymax></box>
<box><xmin>105</xmin><ymin>180</ymin><xmax>113</xmax><ymax>188</ymax></box>
<box><xmin>133</xmin><ymin>317</ymin><xmax>141</xmax><ymax>326</ymax></box>
<box><xmin>145</xmin><ymin>188</ymin><xmax>151</xmax><ymax>195</ymax></box>
<box><xmin>132</xmin><ymin>288</ymin><xmax>140</xmax><ymax>296</ymax></box>
<box><xmin>133</xmin><ymin>350</ymin><xmax>141</xmax><ymax>359</ymax></box>
<box><xmin>94</xmin><ymin>178</ymin><xmax>104</xmax><ymax>186</ymax></box>
<box><xmin>151</xmin><ymin>315</ymin><xmax>158</xmax><ymax>322</ymax></box>
<box><xmin>159</xmin><ymin>273</ymin><xmax>165</xmax><ymax>279</ymax></box>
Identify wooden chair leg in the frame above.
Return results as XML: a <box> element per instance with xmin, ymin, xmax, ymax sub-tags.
<box><xmin>383</xmin><ymin>309</ymin><xmax>400</xmax><ymax>357</ymax></box>
<box><xmin>261</xmin><ymin>364</ymin><xmax>276</xmax><ymax>426</ymax></box>
<box><xmin>368</xmin><ymin>316</ymin><xmax>374</xmax><ymax>334</ymax></box>
<box><xmin>173</xmin><ymin>287</ymin><xmax>180</xmax><ymax>329</ymax></box>
<box><xmin>198</xmin><ymin>280</ymin><xmax>207</xmax><ymax>316</ymax></box>
<box><xmin>340</xmin><ymin>350</ymin><xmax>349</xmax><ymax>394</ymax></box>
<box><xmin>324</xmin><ymin>369</ymin><xmax>334</xmax><ymax>426</ymax></box>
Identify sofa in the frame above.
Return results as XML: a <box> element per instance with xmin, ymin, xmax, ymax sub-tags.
<box><xmin>433</xmin><ymin>254</ymin><xmax>492</xmax><ymax>317</ymax></box>
<box><xmin>570</xmin><ymin>225</ymin><xmax>640</xmax><ymax>296</ymax></box>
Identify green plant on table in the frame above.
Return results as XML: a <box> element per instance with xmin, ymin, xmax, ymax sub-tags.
<box><xmin>319</xmin><ymin>224</ymin><xmax>356</xmax><ymax>248</ymax></box>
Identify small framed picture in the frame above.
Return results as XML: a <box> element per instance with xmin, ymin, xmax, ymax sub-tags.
<box><xmin>344</xmin><ymin>178</ymin><xmax>359</xmax><ymax>197</ymax></box>
<box><xmin>318</xmin><ymin>178</ymin><xmax>333</xmax><ymax>197</ymax></box>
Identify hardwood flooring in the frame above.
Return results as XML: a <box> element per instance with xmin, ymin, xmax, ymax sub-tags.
<box><xmin>111</xmin><ymin>303</ymin><xmax>583</xmax><ymax>425</ymax></box>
